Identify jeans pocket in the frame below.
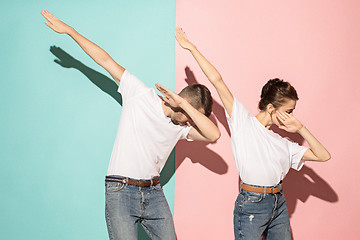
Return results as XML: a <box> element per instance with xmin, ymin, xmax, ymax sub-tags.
<box><xmin>105</xmin><ymin>182</ymin><xmax>126</xmax><ymax>193</ymax></box>
<box><xmin>241</xmin><ymin>191</ymin><xmax>263</xmax><ymax>204</ymax></box>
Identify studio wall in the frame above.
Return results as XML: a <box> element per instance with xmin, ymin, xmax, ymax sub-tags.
<box><xmin>0</xmin><ymin>1</ymin><xmax>175</xmax><ymax>239</ymax></box>
<box><xmin>175</xmin><ymin>0</ymin><xmax>360</xmax><ymax>239</ymax></box>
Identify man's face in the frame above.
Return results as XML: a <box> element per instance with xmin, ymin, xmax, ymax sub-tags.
<box><xmin>171</xmin><ymin>108</ymin><xmax>205</xmax><ymax>126</ymax></box>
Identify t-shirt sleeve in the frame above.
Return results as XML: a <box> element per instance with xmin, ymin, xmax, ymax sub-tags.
<box><xmin>225</xmin><ymin>97</ymin><xmax>251</xmax><ymax>130</ymax></box>
<box><xmin>288</xmin><ymin>141</ymin><xmax>308</xmax><ymax>171</ymax></box>
<box><xmin>179</xmin><ymin>126</ymin><xmax>192</xmax><ymax>140</ymax></box>
<box><xmin>118</xmin><ymin>70</ymin><xmax>149</xmax><ymax>102</ymax></box>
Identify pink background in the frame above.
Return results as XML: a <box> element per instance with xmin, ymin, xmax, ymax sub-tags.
<box><xmin>175</xmin><ymin>0</ymin><xmax>360</xmax><ymax>239</ymax></box>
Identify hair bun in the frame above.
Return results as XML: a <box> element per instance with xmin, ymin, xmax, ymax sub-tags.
<box><xmin>258</xmin><ymin>78</ymin><xmax>298</xmax><ymax>111</ymax></box>
<box><xmin>261</xmin><ymin>78</ymin><xmax>285</xmax><ymax>99</ymax></box>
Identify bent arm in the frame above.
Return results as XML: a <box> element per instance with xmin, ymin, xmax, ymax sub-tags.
<box><xmin>41</xmin><ymin>10</ymin><xmax>125</xmax><ymax>84</ymax></box>
<box><xmin>180</xmin><ymin>101</ymin><xmax>221</xmax><ymax>142</ymax></box>
<box><xmin>155</xmin><ymin>83</ymin><xmax>220</xmax><ymax>142</ymax></box>
<box><xmin>276</xmin><ymin>111</ymin><xmax>331</xmax><ymax>162</ymax></box>
<box><xmin>298</xmin><ymin>126</ymin><xmax>331</xmax><ymax>162</ymax></box>
<box><xmin>175</xmin><ymin>28</ymin><xmax>234</xmax><ymax>116</ymax></box>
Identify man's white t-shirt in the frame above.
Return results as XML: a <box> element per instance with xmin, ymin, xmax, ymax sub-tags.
<box><xmin>107</xmin><ymin>70</ymin><xmax>191</xmax><ymax>179</ymax></box>
<box><xmin>226</xmin><ymin>98</ymin><xmax>308</xmax><ymax>186</ymax></box>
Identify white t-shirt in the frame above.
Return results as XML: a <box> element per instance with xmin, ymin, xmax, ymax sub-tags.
<box><xmin>107</xmin><ymin>70</ymin><xmax>191</xmax><ymax>179</ymax></box>
<box><xmin>226</xmin><ymin>98</ymin><xmax>308</xmax><ymax>186</ymax></box>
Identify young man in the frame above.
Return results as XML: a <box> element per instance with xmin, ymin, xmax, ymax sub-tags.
<box><xmin>41</xmin><ymin>10</ymin><xmax>220</xmax><ymax>240</ymax></box>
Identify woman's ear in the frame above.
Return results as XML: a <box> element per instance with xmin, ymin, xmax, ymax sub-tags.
<box><xmin>266</xmin><ymin>103</ymin><xmax>275</xmax><ymax>115</ymax></box>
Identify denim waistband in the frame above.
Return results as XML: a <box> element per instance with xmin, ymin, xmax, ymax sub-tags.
<box><xmin>240</xmin><ymin>181</ymin><xmax>282</xmax><ymax>188</ymax></box>
<box><xmin>106</xmin><ymin>175</ymin><xmax>159</xmax><ymax>181</ymax></box>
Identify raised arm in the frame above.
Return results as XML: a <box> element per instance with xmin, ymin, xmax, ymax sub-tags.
<box><xmin>175</xmin><ymin>28</ymin><xmax>234</xmax><ymax>116</ymax></box>
<box><xmin>155</xmin><ymin>83</ymin><xmax>220</xmax><ymax>142</ymax></box>
<box><xmin>276</xmin><ymin>111</ymin><xmax>331</xmax><ymax>162</ymax></box>
<box><xmin>41</xmin><ymin>10</ymin><xmax>125</xmax><ymax>84</ymax></box>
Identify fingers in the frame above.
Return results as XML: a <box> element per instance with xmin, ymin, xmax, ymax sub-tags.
<box><xmin>276</xmin><ymin>111</ymin><xmax>286</xmax><ymax>123</ymax></box>
<box><xmin>155</xmin><ymin>83</ymin><xmax>166</xmax><ymax>93</ymax></box>
<box><xmin>41</xmin><ymin>10</ymin><xmax>53</xmax><ymax>22</ymax></box>
<box><xmin>41</xmin><ymin>10</ymin><xmax>57</xmax><ymax>21</ymax></box>
<box><xmin>175</xmin><ymin>27</ymin><xmax>188</xmax><ymax>40</ymax></box>
<box><xmin>155</xmin><ymin>83</ymin><xmax>172</xmax><ymax>95</ymax></box>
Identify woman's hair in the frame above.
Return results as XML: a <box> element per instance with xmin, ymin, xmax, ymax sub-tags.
<box><xmin>258</xmin><ymin>78</ymin><xmax>299</xmax><ymax>111</ymax></box>
<box><xmin>179</xmin><ymin>84</ymin><xmax>213</xmax><ymax>117</ymax></box>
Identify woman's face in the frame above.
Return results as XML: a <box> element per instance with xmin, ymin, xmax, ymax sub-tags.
<box><xmin>271</xmin><ymin>99</ymin><xmax>297</xmax><ymax>127</ymax></box>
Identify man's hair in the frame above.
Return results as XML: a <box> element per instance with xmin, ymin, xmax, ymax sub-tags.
<box><xmin>258</xmin><ymin>78</ymin><xmax>299</xmax><ymax>111</ymax></box>
<box><xmin>179</xmin><ymin>84</ymin><xmax>213</xmax><ymax>117</ymax></box>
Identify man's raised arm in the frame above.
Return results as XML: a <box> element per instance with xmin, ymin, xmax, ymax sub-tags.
<box><xmin>41</xmin><ymin>10</ymin><xmax>125</xmax><ymax>84</ymax></box>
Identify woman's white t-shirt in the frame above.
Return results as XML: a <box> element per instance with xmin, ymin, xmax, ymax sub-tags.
<box><xmin>226</xmin><ymin>98</ymin><xmax>308</xmax><ymax>186</ymax></box>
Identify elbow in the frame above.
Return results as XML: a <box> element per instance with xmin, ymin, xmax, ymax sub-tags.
<box><xmin>209</xmin><ymin>131</ymin><xmax>221</xmax><ymax>143</ymax></box>
<box><xmin>320</xmin><ymin>153</ymin><xmax>331</xmax><ymax>162</ymax></box>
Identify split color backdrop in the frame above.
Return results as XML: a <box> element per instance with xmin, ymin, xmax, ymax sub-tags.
<box><xmin>1</xmin><ymin>0</ymin><xmax>360</xmax><ymax>239</ymax></box>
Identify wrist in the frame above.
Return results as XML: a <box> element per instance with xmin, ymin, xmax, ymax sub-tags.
<box><xmin>178</xmin><ymin>98</ymin><xmax>190</xmax><ymax>109</ymax></box>
<box><xmin>297</xmin><ymin>125</ymin><xmax>305</xmax><ymax>133</ymax></box>
<box><xmin>188</xmin><ymin>44</ymin><xmax>197</xmax><ymax>52</ymax></box>
<box><xmin>66</xmin><ymin>27</ymin><xmax>76</xmax><ymax>35</ymax></box>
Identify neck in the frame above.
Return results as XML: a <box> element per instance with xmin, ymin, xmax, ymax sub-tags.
<box><xmin>255</xmin><ymin>111</ymin><xmax>273</xmax><ymax>129</ymax></box>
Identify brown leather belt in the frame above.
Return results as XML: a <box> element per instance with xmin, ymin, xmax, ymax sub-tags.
<box><xmin>242</xmin><ymin>183</ymin><xmax>281</xmax><ymax>194</ymax></box>
<box><xmin>106</xmin><ymin>177</ymin><xmax>159</xmax><ymax>187</ymax></box>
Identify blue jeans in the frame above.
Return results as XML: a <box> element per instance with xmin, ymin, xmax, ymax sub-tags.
<box><xmin>105</xmin><ymin>177</ymin><xmax>176</xmax><ymax>240</ymax></box>
<box><xmin>234</xmin><ymin>184</ymin><xmax>291</xmax><ymax>240</ymax></box>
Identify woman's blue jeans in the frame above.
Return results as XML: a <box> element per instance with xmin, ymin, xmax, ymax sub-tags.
<box><xmin>105</xmin><ymin>178</ymin><xmax>176</xmax><ymax>240</ymax></box>
<box><xmin>234</xmin><ymin>185</ymin><xmax>292</xmax><ymax>240</ymax></box>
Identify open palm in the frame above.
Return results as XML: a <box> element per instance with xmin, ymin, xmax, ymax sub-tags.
<box><xmin>155</xmin><ymin>83</ymin><xmax>184</xmax><ymax>108</ymax></box>
<box><xmin>175</xmin><ymin>27</ymin><xmax>194</xmax><ymax>50</ymax></box>
<box><xmin>276</xmin><ymin>111</ymin><xmax>303</xmax><ymax>133</ymax></box>
<box><xmin>41</xmin><ymin>10</ymin><xmax>72</xmax><ymax>34</ymax></box>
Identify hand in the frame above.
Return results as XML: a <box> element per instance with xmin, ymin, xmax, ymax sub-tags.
<box><xmin>175</xmin><ymin>27</ymin><xmax>195</xmax><ymax>51</ymax></box>
<box><xmin>155</xmin><ymin>83</ymin><xmax>185</xmax><ymax>108</ymax></box>
<box><xmin>41</xmin><ymin>10</ymin><xmax>72</xmax><ymax>34</ymax></box>
<box><xmin>276</xmin><ymin>111</ymin><xmax>304</xmax><ymax>133</ymax></box>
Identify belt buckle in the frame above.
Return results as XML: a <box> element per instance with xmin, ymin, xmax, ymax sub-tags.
<box><xmin>121</xmin><ymin>179</ymin><xmax>127</xmax><ymax>184</ymax></box>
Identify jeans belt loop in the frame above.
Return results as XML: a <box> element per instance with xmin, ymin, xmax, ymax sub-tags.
<box><xmin>263</xmin><ymin>186</ymin><xmax>267</xmax><ymax>197</ymax></box>
<box><xmin>240</xmin><ymin>181</ymin><xmax>243</xmax><ymax>191</ymax></box>
<box><xmin>150</xmin><ymin>178</ymin><xmax>153</xmax><ymax>187</ymax></box>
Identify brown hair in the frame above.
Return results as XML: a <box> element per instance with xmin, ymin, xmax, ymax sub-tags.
<box><xmin>258</xmin><ymin>78</ymin><xmax>299</xmax><ymax>111</ymax></box>
<box><xmin>179</xmin><ymin>84</ymin><xmax>213</xmax><ymax>117</ymax></box>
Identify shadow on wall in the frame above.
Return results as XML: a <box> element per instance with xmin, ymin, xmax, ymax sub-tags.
<box><xmin>270</xmin><ymin>126</ymin><xmax>338</xmax><ymax>218</ymax></box>
<box><xmin>50</xmin><ymin>46</ymin><xmax>175</xmax><ymax>240</ymax></box>
<box><xmin>271</xmin><ymin>126</ymin><xmax>338</xmax><ymax>239</ymax></box>
<box><xmin>50</xmin><ymin>46</ymin><xmax>123</xmax><ymax>106</ymax></box>
<box><xmin>176</xmin><ymin>66</ymin><xmax>229</xmax><ymax>174</ymax></box>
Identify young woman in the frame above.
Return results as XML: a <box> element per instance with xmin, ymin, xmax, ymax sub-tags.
<box><xmin>175</xmin><ymin>28</ymin><xmax>331</xmax><ymax>240</ymax></box>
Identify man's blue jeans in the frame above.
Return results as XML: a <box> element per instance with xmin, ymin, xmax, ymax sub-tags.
<box><xmin>105</xmin><ymin>177</ymin><xmax>176</xmax><ymax>240</ymax></box>
<box><xmin>234</xmin><ymin>184</ymin><xmax>292</xmax><ymax>240</ymax></box>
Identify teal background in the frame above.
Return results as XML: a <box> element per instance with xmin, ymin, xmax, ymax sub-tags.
<box><xmin>0</xmin><ymin>1</ymin><xmax>176</xmax><ymax>239</ymax></box>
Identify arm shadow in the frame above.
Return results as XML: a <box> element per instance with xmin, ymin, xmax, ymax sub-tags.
<box><xmin>175</xmin><ymin>67</ymin><xmax>229</xmax><ymax>175</ymax></box>
<box><xmin>184</xmin><ymin>66</ymin><xmax>230</xmax><ymax>136</ymax></box>
<box><xmin>270</xmin><ymin>125</ymin><xmax>338</xmax><ymax>218</ymax></box>
<box><xmin>49</xmin><ymin>46</ymin><xmax>122</xmax><ymax>106</ymax></box>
